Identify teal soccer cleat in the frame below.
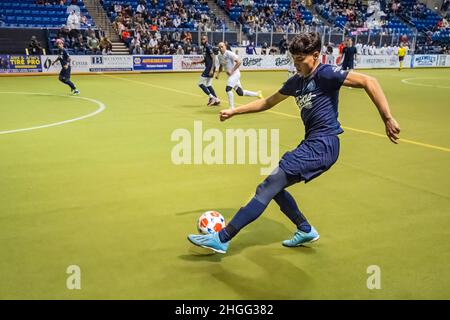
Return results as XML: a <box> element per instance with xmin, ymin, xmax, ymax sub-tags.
<box><xmin>188</xmin><ymin>232</ymin><xmax>229</xmax><ymax>254</ymax></box>
<box><xmin>282</xmin><ymin>226</ymin><xmax>320</xmax><ymax>247</ymax></box>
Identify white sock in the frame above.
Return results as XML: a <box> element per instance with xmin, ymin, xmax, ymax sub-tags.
<box><xmin>243</xmin><ymin>90</ymin><xmax>259</xmax><ymax>97</ymax></box>
<box><xmin>208</xmin><ymin>94</ymin><xmax>215</xmax><ymax>99</ymax></box>
<box><xmin>227</xmin><ymin>91</ymin><xmax>234</xmax><ymax>109</ymax></box>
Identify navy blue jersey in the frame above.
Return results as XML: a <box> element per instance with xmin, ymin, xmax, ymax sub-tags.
<box><xmin>279</xmin><ymin>64</ymin><xmax>348</xmax><ymax>139</ymax></box>
<box><xmin>57</xmin><ymin>48</ymin><xmax>71</xmax><ymax>67</ymax></box>
<box><xmin>343</xmin><ymin>46</ymin><xmax>357</xmax><ymax>63</ymax></box>
<box><xmin>202</xmin><ymin>43</ymin><xmax>214</xmax><ymax>77</ymax></box>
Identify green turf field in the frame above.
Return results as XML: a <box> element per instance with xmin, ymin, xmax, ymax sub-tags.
<box><xmin>0</xmin><ymin>68</ymin><xmax>449</xmax><ymax>299</ymax></box>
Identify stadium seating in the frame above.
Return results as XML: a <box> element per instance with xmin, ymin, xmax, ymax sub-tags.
<box><xmin>101</xmin><ymin>0</ymin><xmax>216</xmax><ymax>31</ymax></box>
<box><xmin>0</xmin><ymin>0</ymin><xmax>95</xmax><ymax>28</ymax></box>
<box><xmin>217</xmin><ymin>0</ymin><xmax>315</xmax><ymax>35</ymax></box>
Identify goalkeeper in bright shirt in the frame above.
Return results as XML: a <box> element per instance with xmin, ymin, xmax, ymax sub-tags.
<box><xmin>52</xmin><ymin>39</ymin><xmax>79</xmax><ymax>95</ymax></box>
<box><xmin>187</xmin><ymin>32</ymin><xmax>401</xmax><ymax>254</ymax></box>
<box><xmin>398</xmin><ymin>42</ymin><xmax>407</xmax><ymax>71</ymax></box>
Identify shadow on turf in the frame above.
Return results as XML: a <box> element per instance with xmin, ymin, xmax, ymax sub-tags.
<box><xmin>178</xmin><ymin>207</ymin><xmax>318</xmax><ymax>261</ymax></box>
<box><xmin>209</xmin><ymin>249</ymin><xmax>313</xmax><ymax>299</ymax></box>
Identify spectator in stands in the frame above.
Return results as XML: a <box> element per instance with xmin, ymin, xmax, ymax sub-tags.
<box><xmin>0</xmin><ymin>14</ymin><xmax>5</xmax><ymax>27</ymax></box>
<box><xmin>73</xmin><ymin>34</ymin><xmax>87</xmax><ymax>54</ymax></box>
<box><xmin>268</xmin><ymin>46</ymin><xmax>278</xmax><ymax>55</ymax></box>
<box><xmin>99</xmin><ymin>36</ymin><xmax>112</xmax><ymax>55</ymax></box>
<box><xmin>57</xmin><ymin>24</ymin><xmax>71</xmax><ymax>45</ymax></box>
<box><xmin>246</xmin><ymin>42</ymin><xmax>257</xmax><ymax>54</ymax></box>
<box><xmin>67</xmin><ymin>0</ymin><xmax>81</xmax><ymax>16</ymax></box>
<box><xmin>121</xmin><ymin>29</ymin><xmax>132</xmax><ymax>46</ymax></box>
<box><xmin>369</xmin><ymin>41</ymin><xmax>377</xmax><ymax>55</ymax></box>
<box><xmin>80</xmin><ymin>15</ymin><xmax>89</xmax><ymax>28</ymax></box>
<box><xmin>132</xmin><ymin>43</ymin><xmax>144</xmax><ymax>55</ymax></box>
<box><xmin>136</xmin><ymin>2</ymin><xmax>147</xmax><ymax>15</ymax></box>
<box><xmin>67</xmin><ymin>11</ymin><xmax>80</xmax><ymax>30</ymax></box>
<box><xmin>0</xmin><ymin>56</ymin><xmax>7</xmax><ymax>69</ymax></box>
<box><xmin>86</xmin><ymin>27</ymin><xmax>96</xmax><ymax>40</ymax></box>
<box><xmin>261</xmin><ymin>42</ymin><xmax>268</xmax><ymax>55</ymax></box>
<box><xmin>28</xmin><ymin>36</ymin><xmax>44</xmax><ymax>55</ymax></box>
<box><xmin>380</xmin><ymin>43</ymin><xmax>388</xmax><ymax>55</ymax></box>
<box><xmin>176</xmin><ymin>45</ymin><xmax>184</xmax><ymax>55</ymax></box>
<box><xmin>88</xmin><ymin>36</ymin><xmax>100</xmax><ymax>54</ymax></box>
<box><xmin>386</xmin><ymin>44</ymin><xmax>394</xmax><ymax>55</ymax></box>
<box><xmin>279</xmin><ymin>35</ymin><xmax>288</xmax><ymax>54</ymax></box>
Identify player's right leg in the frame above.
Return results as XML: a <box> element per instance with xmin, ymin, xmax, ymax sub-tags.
<box><xmin>188</xmin><ymin>167</ymin><xmax>299</xmax><ymax>253</ymax></box>
<box><xmin>225</xmin><ymin>85</ymin><xmax>234</xmax><ymax>109</ymax></box>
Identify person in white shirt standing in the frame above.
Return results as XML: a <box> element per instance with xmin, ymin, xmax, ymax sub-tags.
<box><xmin>393</xmin><ymin>45</ymin><xmax>399</xmax><ymax>56</ymax></box>
<box><xmin>362</xmin><ymin>43</ymin><xmax>369</xmax><ymax>55</ymax></box>
<box><xmin>369</xmin><ymin>42</ymin><xmax>377</xmax><ymax>55</ymax></box>
<box><xmin>386</xmin><ymin>45</ymin><xmax>394</xmax><ymax>55</ymax></box>
<box><xmin>215</xmin><ymin>42</ymin><xmax>262</xmax><ymax>109</ymax></box>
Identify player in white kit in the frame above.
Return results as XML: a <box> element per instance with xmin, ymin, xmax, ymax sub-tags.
<box><xmin>215</xmin><ymin>42</ymin><xmax>262</xmax><ymax>109</ymax></box>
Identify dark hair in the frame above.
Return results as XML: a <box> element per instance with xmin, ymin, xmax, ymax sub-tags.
<box><xmin>289</xmin><ymin>32</ymin><xmax>321</xmax><ymax>55</ymax></box>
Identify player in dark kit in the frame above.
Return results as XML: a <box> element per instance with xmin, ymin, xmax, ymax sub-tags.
<box><xmin>52</xmin><ymin>39</ymin><xmax>79</xmax><ymax>95</ymax></box>
<box><xmin>193</xmin><ymin>35</ymin><xmax>220</xmax><ymax>106</ymax></box>
<box><xmin>188</xmin><ymin>32</ymin><xmax>401</xmax><ymax>254</ymax></box>
<box><xmin>342</xmin><ymin>38</ymin><xmax>357</xmax><ymax>71</ymax></box>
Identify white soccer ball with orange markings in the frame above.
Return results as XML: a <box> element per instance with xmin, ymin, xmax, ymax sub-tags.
<box><xmin>197</xmin><ymin>211</ymin><xmax>226</xmax><ymax>234</ymax></box>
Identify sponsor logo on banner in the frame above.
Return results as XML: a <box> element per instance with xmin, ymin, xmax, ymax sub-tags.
<box><xmin>242</xmin><ymin>57</ymin><xmax>263</xmax><ymax>67</ymax></box>
<box><xmin>354</xmin><ymin>54</ymin><xmax>411</xmax><ymax>69</ymax></box>
<box><xmin>89</xmin><ymin>55</ymin><xmax>133</xmax><ymax>71</ymax></box>
<box><xmin>7</xmin><ymin>55</ymin><xmax>42</xmax><ymax>73</ymax></box>
<box><xmin>275</xmin><ymin>57</ymin><xmax>290</xmax><ymax>66</ymax></box>
<box><xmin>41</xmin><ymin>55</ymin><xmax>91</xmax><ymax>73</ymax></box>
<box><xmin>414</xmin><ymin>55</ymin><xmax>436</xmax><ymax>66</ymax></box>
<box><xmin>133</xmin><ymin>55</ymin><xmax>173</xmax><ymax>70</ymax></box>
<box><xmin>180</xmin><ymin>55</ymin><xmax>203</xmax><ymax>70</ymax></box>
<box><xmin>438</xmin><ymin>55</ymin><xmax>446</xmax><ymax>66</ymax></box>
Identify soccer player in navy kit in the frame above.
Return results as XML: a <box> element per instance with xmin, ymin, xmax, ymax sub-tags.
<box><xmin>342</xmin><ymin>38</ymin><xmax>357</xmax><ymax>71</ymax></box>
<box><xmin>193</xmin><ymin>35</ymin><xmax>220</xmax><ymax>106</ymax></box>
<box><xmin>188</xmin><ymin>32</ymin><xmax>400</xmax><ymax>254</ymax></box>
<box><xmin>52</xmin><ymin>39</ymin><xmax>79</xmax><ymax>95</ymax></box>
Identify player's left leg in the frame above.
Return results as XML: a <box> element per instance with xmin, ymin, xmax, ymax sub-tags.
<box><xmin>235</xmin><ymin>86</ymin><xmax>263</xmax><ymax>99</ymax></box>
<box><xmin>198</xmin><ymin>76</ymin><xmax>216</xmax><ymax>105</ymax></box>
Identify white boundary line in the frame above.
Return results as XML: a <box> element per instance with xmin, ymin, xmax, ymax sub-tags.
<box><xmin>0</xmin><ymin>92</ymin><xmax>106</xmax><ymax>135</ymax></box>
<box><xmin>401</xmin><ymin>77</ymin><xmax>450</xmax><ymax>89</ymax></box>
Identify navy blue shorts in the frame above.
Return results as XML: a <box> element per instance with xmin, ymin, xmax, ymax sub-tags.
<box><xmin>201</xmin><ymin>67</ymin><xmax>213</xmax><ymax>78</ymax></box>
<box><xmin>59</xmin><ymin>65</ymin><xmax>71</xmax><ymax>80</ymax></box>
<box><xmin>342</xmin><ymin>60</ymin><xmax>354</xmax><ymax>70</ymax></box>
<box><xmin>279</xmin><ymin>135</ymin><xmax>340</xmax><ymax>183</ymax></box>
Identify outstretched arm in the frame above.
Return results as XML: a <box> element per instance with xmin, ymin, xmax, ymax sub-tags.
<box><xmin>343</xmin><ymin>71</ymin><xmax>401</xmax><ymax>143</ymax></box>
<box><xmin>220</xmin><ymin>92</ymin><xmax>288</xmax><ymax>121</ymax></box>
